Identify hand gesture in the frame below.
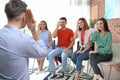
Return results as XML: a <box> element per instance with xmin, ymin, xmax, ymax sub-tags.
<box><xmin>77</xmin><ymin>21</ymin><xmax>80</xmax><ymax>29</ymax></box>
<box><xmin>76</xmin><ymin>50</ymin><xmax>83</xmax><ymax>54</ymax></box>
<box><xmin>56</xmin><ymin>21</ymin><xmax>60</xmax><ymax>29</ymax></box>
<box><xmin>25</xmin><ymin>9</ymin><xmax>36</xmax><ymax>31</ymax></box>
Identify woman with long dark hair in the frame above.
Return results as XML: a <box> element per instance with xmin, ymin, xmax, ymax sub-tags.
<box><xmin>89</xmin><ymin>18</ymin><xmax>113</xmax><ymax>80</ymax></box>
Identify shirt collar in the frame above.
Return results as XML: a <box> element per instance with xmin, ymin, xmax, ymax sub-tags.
<box><xmin>4</xmin><ymin>25</ymin><xmax>20</xmax><ymax>33</ymax></box>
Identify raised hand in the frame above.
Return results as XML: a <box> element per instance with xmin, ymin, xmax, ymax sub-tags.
<box><xmin>56</xmin><ymin>21</ymin><xmax>60</xmax><ymax>29</ymax></box>
<box><xmin>25</xmin><ymin>9</ymin><xmax>36</xmax><ymax>31</ymax></box>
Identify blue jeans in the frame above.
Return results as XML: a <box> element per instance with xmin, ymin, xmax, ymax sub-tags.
<box><xmin>71</xmin><ymin>46</ymin><xmax>90</xmax><ymax>73</ymax></box>
<box><xmin>47</xmin><ymin>47</ymin><xmax>73</xmax><ymax>72</ymax></box>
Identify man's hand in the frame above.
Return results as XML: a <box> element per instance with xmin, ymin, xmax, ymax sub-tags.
<box><xmin>63</xmin><ymin>48</ymin><xmax>69</xmax><ymax>53</ymax></box>
<box><xmin>25</xmin><ymin>9</ymin><xmax>36</xmax><ymax>32</ymax></box>
<box><xmin>56</xmin><ymin>21</ymin><xmax>60</xmax><ymax>29</ymax></box>
<box><xmin>25</xmin><ymin>9</ymin><xmax>40</xmax><ymax>40</ymax></box>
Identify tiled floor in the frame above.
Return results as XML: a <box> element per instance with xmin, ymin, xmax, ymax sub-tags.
<box><xmin>29</xmin><ymin>58</ymin><xmax>120</xmax><ymax>80</ymax></box>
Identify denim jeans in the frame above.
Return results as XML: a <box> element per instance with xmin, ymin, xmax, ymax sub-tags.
<box><xmin>71</xmin><ymin>46</ymin><xmax>90</xmax><ymax>73</ymax></box>
<box><xmin>47</xmin><ymin>47</ymin><xmax>73</xmax><ymax>72</ymax></box>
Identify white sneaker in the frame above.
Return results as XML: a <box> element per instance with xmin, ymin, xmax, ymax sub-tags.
<box><xmin>99</xmin><ymin>76</ymin><xmax>105</xmax><ymax>80</ymax></box>
<box><xmin>36</xmin><ymin>69</ymin><xmax>44</xmax><ymax>74</ymax></box>
<box><xmin>93</xmin><ymin>74</ymin><xmax>100</xmax><ymax>80</ymax></box>
<box><xmin>93</xmin><ymin>74</ymin><xmax>105</xmax><ymax>80</ymax></box>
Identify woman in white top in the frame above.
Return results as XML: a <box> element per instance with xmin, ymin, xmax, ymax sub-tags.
<box><xmin>71</xmin><ymin>18</ymin><xmax>92</xmax><ymax>80</ymax></box>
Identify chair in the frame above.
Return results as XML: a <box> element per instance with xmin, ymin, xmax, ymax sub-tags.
<box><xmin>29</xmin><ymin>58</ymin><xmax>37</xmax><ymax>75</ymax></box>
<box><xmin>77</xmin><ymin>41</ymin><xmax>93</xmax><ymax>74</ymax></box>
<box><xmin>55</xmin><ymin>48</ymin><xmax>74</xmax><ymax>71</ymax></box>
<box><xmin>29</xmin><ymin>40</ymin><xmax>58</xmax><ymax>74</ymax></box>
<box><xmin>52</xmin><ymin>40</ymin><xmax>61</xmax><ymax>66</ymax></box>
<box><xmin>77</xmin><ymin>41</ymin><xmax>93</xmax><ymax>79</ymax></box>
<box><xmin>40</xmin><ymin>40</ymin><xmax>57</xmax><ymax>72</ymax></box>
<box><xmin>52</xmin><ymin>40</ymin><xmax>60</xmax><ymax>65</ymax></box>
<box><xmin>53</xmin><ymin>40</ymin><xmax>74</xmax><ymax>69</ymax></box>
<box><xmin>99</xmin><ymin>43</ymin><xmax>120</xmax><ymax>80</ymax></box>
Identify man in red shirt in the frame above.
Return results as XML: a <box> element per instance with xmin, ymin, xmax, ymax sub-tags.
<box><xmin>48</xmin><ymin>17</ymin><xmax>74</xmax><ymax>79</ymax></box>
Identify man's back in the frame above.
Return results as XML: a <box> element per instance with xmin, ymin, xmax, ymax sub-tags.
<box><xmin>0</xmin><ymin>0</ymin><xmax>48</xmax><ymax>79</ymax></box>
<box><xmin>0</xmin><ymin>25</ymin><xmax>30</xmax><ymax>80</ymax></box>
<box><xmin>0</xmin><ymin>25</ymin><xmax>48</xmax><ymax>80</ymax></box>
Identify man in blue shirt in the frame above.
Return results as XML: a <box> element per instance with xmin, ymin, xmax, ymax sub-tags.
<box><xmin>0</xmin><ymin>0</ymin><xmax>48</xmax><ymax>80</ymax></box>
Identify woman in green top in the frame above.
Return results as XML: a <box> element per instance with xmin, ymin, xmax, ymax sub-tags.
<box><xmin>89</xmin><ymin>18</ymin><xmax>113</xmax><ymax>80</ymax></box>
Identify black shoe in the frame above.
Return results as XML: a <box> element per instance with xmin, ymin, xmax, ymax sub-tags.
<box><xmin>56</xmin><ymin>74</ymin><xmax>64</xmax><ymax>79</ymax></box>
<box><xmin>50</xmin><ymin>75</ymin><xmax>57</xmax><ymax>79</ymax></box>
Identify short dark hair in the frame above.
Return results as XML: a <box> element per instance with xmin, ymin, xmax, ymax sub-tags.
<box><xmin>5</xmin><ymin>0</ymin><xmax>27</xmax><ymax>19</ymax></box>
<box><xmin>59</xmin><ymin>17</ymin><xmax>67</xmax><ymax>22</ymax></box>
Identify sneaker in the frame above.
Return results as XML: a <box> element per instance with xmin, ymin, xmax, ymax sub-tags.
<box><xmin>36</xmin><ymin>69</ymin><xmax>44</xmax><ymax>74</ymax></box>
<box><xmin>50</xmin><ymin>75</ymin><xmax>57</xmax><ymax>79</ymax></box>
<box><xmin>93</xmin><ymin>74</ymin><xmax>105</xmax><ymax>80</ymax></box>
<box><xmin>99</xmin><ymin>76</ymin><xmax>105</xmax><ymax>80</ymax></box>
<box><xmin>93</xmin><ymin>74</ymin><xmax>99</xmax><ymax>80</ymax></box>
<box><xmin>56</xmin><ymin>74</ymin><xmax>64</xmax><ymax>79</ymax></box>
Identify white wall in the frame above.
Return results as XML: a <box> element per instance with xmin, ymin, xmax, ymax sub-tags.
<box><xmin>0</xmin><ymin>0</ymin><xmax>90</xmax><ymax>34</ymax></box>
<box><xmin>0</xmin><ymin>0</ymin><xmax>8</xmax><ymax>29</ymax></box>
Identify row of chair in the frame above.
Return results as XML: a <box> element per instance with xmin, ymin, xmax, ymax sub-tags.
<box><xmin>29</xmin><ymin>40</ymin><xmax>120</xmax><ymax>80</ymax></box>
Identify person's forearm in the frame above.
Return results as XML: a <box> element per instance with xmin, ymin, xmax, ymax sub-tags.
<box><xmin>66</xmin><ymin>39</ymin><xmax>75</xmax><ymax>50</ymax></box>
<box><xmin>82</xmin><ymin>41</ymin><xmax>93</xmax><ymax>53</ymax></box>
<box><xmin>52</xmin><ymin>26</ymin><xmax>59</xmax><ymax>38</ymax></box>
<box><xmin>47</xmin><ymin>41</ymin><xmax>52</xmax><ymax>48</ymax></box>
<box><xmin>73</xmin><ymin>31</ymin><xmax>78</xmax><ymax>39</ymax></box>
<box><xmin>31</xmin><ymin>30</ymin><xmax>40</xmax><ymax>41</ymax></box>
<box><xmin>82</xmin><ymin>46</ymin><xmax>90</xmax><ymax>53</ymax></box>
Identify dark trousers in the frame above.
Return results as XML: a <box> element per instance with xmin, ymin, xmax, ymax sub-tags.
<box><xmin>89</xmin><ymin>53</ymin><xmax>113</xmax><ymax>78</ymax></box>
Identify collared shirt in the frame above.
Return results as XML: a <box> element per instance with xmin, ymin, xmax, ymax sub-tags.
<box><xmin>90</xmin><ymin>31</ymin><xmax>112</xmax><ymax>54</ymax></box>
<box><xmin>0</xmin><ymin>25</ymin><xmax>48</xmax><ymax>80</ymax></box>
